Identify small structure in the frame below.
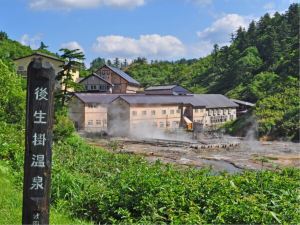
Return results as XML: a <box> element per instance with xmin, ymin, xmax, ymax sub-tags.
<box><xmin>145</xmin><ymin>84</ymin><xmax>191</xmax><ymax>95</ymax></box>
<box><xmin>14</xmin><ymin>52</ymin><xmax>80</xmax><ymax>90</ymax></box>
<box><xmin>230</xmin><ymin>99</ymin><xmax>255</xmax><ymax>116</ymax></box>
<box><xmin>95</xmin><ymin>65</ymin><xmax>140</xmax><ymax>93</ymax></box>
<box><xmin>14</xmin><ymin>52</ymin><xmax>64</xmax><ymax>78</ymax></box>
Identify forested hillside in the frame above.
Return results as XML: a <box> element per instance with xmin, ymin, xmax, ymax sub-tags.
<box><xmin>125</xmin><ymin>4</ymin><xmax>299</xmax><ymax>141</ymax></box>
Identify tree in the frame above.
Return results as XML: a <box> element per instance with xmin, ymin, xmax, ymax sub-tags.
<box><xmin>107</xmin><ymin>59</ymin><xmax>112</xmax><ymax>66</ymax></box>
<box><xmin>113</xmin><ymin>57</ymin><xmax>120</xmax><ymax>68</ymax></box>
<box><xmin>89</xmin><ymin>57</ymin><xmax>105</xmax><ymax>72</ymax></box>
<box><xmin>0</xmin><ymin>31</ymin><xmax>8</xmax><ymax>41</ymax></box>
<box><xmin>38</xmin><ymin>41</ymin><xmax>48</xmax><ymax>50</ymax></box>
<box><xmin>56</xmin><ymin>48</ymin><xmax>85</xmax><ymax>107</ymax></box>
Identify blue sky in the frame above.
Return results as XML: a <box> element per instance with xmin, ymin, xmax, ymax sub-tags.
<box><xmin>0</xmin><ymin>0</ymin><xmax>296</xmax><ymax>65</ymax></box>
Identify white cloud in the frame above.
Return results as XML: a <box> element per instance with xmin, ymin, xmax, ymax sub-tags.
<box><xmin>61</xmin><ymin>41</ymin><xmax>85</xmax><ymax>53</ymax></box>
<box><xmin>92</xmin><ymin>34</ymin><xmax>186</xmax><ymax>60</ymax></box>
<box><xmin>197</xmin><ymin>14</ymin><xmax>251</xmax><ymax>46</ymax></box>
<box><xmin>20</xmin><ymin>33</ymin><xmax>43</xmax><ymax>49</ymax></box>
<box><xmin>263</xmin><ymin>2</ymin><xmax>275</xmax><ymax>10</ymax></box>
<box><xmin>29</xmin><ymin>0</ymin><xmax>145</xmax><ymax>10</ymax></box>
<box><xmin>188</xmin><ymin>0</ymin><xmax>212</xmax><ymax>6</ymax></box>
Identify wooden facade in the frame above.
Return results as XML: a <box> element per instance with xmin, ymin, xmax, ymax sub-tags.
<box><xmin>79</xmin><ymin>74</ymin><xmax>112</xmax><ymax>93</ymax></box>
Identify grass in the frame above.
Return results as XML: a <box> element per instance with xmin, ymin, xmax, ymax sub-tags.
<box><xmin>0</xmin><ymin>161</ymin><xmax>92</xmax><ymax>225</ymax></box>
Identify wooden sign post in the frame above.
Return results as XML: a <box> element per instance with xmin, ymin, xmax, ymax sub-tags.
<box><xmin>22</xmin><ymin>59</ymin><xmax>55</xmax><ymax>225</ymax></box>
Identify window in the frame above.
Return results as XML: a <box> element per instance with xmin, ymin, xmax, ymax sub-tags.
<box><xmin>88</xmin><ymin>104</ymin><xmax>97</xmax><ymax>108</ymax></box>
<box><xmin>176</xmin><ymin>109</ymin><xmax>181</xmax><ymax>114</ymax></box>
<box><xmin>91</xmin><ymin>85</ymin><xmax>97</xmax><ymax>90</ymax></box>
<box><xmin>162</xmin><ymin>110</ymin><xmax>166</xmax><ymax>115</ymax></box>
<box><xmin>132</xmin><ymin>111</ymin><xmax>137</xmax><ymax>116</ymax></box>
<box><xmin>100</xmin><ymin>85</ymin><xmax>107</xmax><ymax>91</ymax></box>
<box><xmin>88</xmin><ymin>120</ymin><xmax>93</xmax><ymax>125</ymax></box>
<box><xmin>172</xmin><ymin>121</ymin><xmax>179</xmax><ymax>127</ymax></box>
<box><xmin>151</xmin><ymin>110</ymin><xmax>156</xmax><ymax>116</ymax></box>
<box><xmin>142</xmin><ymin>111</ymin><xmax>147</xmax><ymax>116</ymax></box>
<box><xmin>170</xmin><ymin>109</ymin><xmax>174</xmax><ymax>114</ymax></box>
<box><xmin>96</xmin><ymin>120</ymin><xmax>101</xmax><ymax>125</ymax></box>
<box><xmin>159</xmin><ymin>122</ymin><xmax>164</xmax><ymax>128</ymax></box>
<box><xmin>166</xmin><ymin>121</ymin><xmax>170</xmax><ymax>127</ymax></box>
<box><xmin>195</xmin><ymin>109</ymin><xmax>199</xmax><ymax>113</ymax></box>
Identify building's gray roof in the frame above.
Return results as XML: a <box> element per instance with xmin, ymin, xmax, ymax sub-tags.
<box><xmin>105</xmin><ymin>65</ymin><xmax>140</xmax><ymax>86</ymax></box>
<box><xmin>230</xmin><ymin>99</ymin><xmax>255</xmax><ymax>107</ymax></box>
<box><xmin>194</xmin><ymin>94</ymin><xmax>239</xmax><ymax>108</ymax></box>
<box><xmin>74</xmin><ymin>93</ymin><xmax>238</xmax><ymax>108</ymax></box>
<box><xmin>118</xmin><ymin>94</ymin><xmax>238</xmax><ymax>108</ymax></box>
<box><xmin>79</xmin><ymin>73</ymin><xmax>113</xmax><ymax>85</ymax></box>
<box><xmin>145</xmin><ymin>84</ymin><xmax>191</xmax><ymax>95</ymax></box>
<box><xmin>145</xmin><ymin>85</ymin><xmax>177</xmax><ymax>90</ymax></box>
<box><xmin>14</xmin><ymin>52</ymin><xmax>64</xmax><ymax>62</ymax></box>
<box><xmin>74</xmin><ymin>93</ymin><xmax>120</xmax><ymax>104</ymax></box>
<box><xmin>118</xmin><ymin>95</ymin><xmax>197</xmax><ymax>106</ymax></box>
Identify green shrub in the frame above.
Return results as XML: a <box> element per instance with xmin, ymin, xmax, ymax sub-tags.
<box><xmin>53</xmin><ymin>108</ymin><xmax>75</xmax><ymax>141</ymax></box>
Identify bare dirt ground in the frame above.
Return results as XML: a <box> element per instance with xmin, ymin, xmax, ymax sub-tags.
<box><xmin>85</xmin><ymin>135</ymin><xmax>300</xmax><ymax>173</ymax></box>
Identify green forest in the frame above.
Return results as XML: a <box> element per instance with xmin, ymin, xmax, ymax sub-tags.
<box><xmin>0</xmin><ymin>3</ymin><xmax>299</xmax><ymax>224</ymax></box>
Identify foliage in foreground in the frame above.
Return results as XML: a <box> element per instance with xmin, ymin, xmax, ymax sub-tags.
<box><xmin>0</xmin><ymin>161</ymin><xmax>91</xmax><ymax>225</ymax></box>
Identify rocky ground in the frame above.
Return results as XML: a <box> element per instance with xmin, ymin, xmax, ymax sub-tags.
<box><xmin>85</xmin><ymin>134</ymin><xmax>300</xmax><ymax>173</ymax></box>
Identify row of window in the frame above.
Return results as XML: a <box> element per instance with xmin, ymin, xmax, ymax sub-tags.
<box><xmin>131</xmin><ymin>121</ymin><xmax>180</xmax><ymax>128</ymax></box>
<box><xmin>85</xmin><ymin>84</ymin><xmax>109</xmax><ymax>91</ymax></box>
<box><xmin>87</xmin><ymin>104</ymin><xmax>98</xmax><ymax>108</ymax></box>
<box><xmin>194</xmin><ymin>109</ymin><xmax>204</xmax><ymax>113</ymax></box>
<box><xmin>100</xmin><ymin>70</ymin><xmax>110</xmax><ymax>76</ymax></box>
<box><xmin>210</xmin><ymin>115</ymin><xmax>234</xmax><ymax>124</ymax></box>
<box><xmin>208</xmin><ymin>109</ymin><xmax>233</xmax><ymax>116</ymax></box>
<box><xmin>87</xmin><ymin>119</ymin><xmax>107</xmax><ymax>126</ymax></box>
<box><xmin>132</xmin><ymin>109</ymin><xmax>181</xmax><ymax>116</ymax></box>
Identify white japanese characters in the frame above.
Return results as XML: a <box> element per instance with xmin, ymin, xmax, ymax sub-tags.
<box><xmin>32</xmin><ymin>133</ymin><xmax>46</xmax><ymax>146</ymax></box>
<box><xmin>33</xmin><ymin>110</ymin><xmax>47</xmax><ymax>124</ymax></box>
<box><xmin>31</xmin><ymin>154</ymin><xmax>45</xmax><ymax>168</ymax></box>
<box><xmin>32</xmin><ymin>212</ymin><xmax>40</xmax><ymax>225</ymax></box>
<box><xmin>35</xmin><ymin>87</ymin><xmax>48</xmax><ymax>101</ymax></box>
<box><xmin>30</xmin><ymin>176</ymin><xmax>44</xmax><ymax>190</ymax></box>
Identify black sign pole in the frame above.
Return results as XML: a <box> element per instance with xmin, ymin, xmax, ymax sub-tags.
<box><xmin>22</xmin><ymin>59</ymin><xmax>55</xmax><ymax>225</ymax></box>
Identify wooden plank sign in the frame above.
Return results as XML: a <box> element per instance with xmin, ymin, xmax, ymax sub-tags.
<box><xmin>22</xmin><ymin>59</ymin><xmax>55</xmax><ymax>225</ymax></box>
